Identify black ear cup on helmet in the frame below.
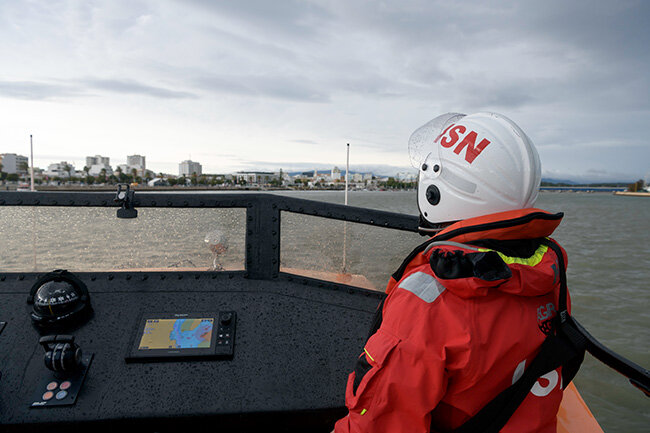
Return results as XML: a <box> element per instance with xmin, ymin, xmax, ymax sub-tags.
<box><xmin>426</xmin><ymin>185</ymin><xmax>441</xmax><ymax>206</ymax></box>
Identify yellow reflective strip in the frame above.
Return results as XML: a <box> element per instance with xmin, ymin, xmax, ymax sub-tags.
<box><xmin>364</xmin><ymin>348</ymin><xmax>375</xmax><ymax>363</ymax></box>
<box><xmin>360</xmin><ymin>409</ymin><xmax>367</xmax><ymax>416</ymax></box>
<box><xmin>478</xmin><ymin>244</ymin><xmax>549</xmax><ymax>267</ymax></box>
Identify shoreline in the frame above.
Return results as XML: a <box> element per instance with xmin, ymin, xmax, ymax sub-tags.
<box><xmin>613</xmin><ymin>191</ymin><xmax>650</xmax><ymax>197</ymax></box>
<box><xmin>0</xmin><ymin>185</ymin><xmax>634</xmax><ymax>194</ymax></box>
<box><xmin>4</xmin><ymin>185</ymin><xmax>415</xmax><ymax>192</ymax></box>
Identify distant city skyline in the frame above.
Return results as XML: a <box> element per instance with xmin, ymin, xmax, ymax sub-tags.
<box><xmin>2</xmin><ymin>148</ymin><xmax>423</xmax><ymax>188</ymax></box>
<box><xmin>1</xmin><ymin>147</ymin><xmax>421</xmax><ymax>178</ymax></box>
<box><xmin>1</xmin><ymin>150</ymin><xmax>397</xmax><ymax>177</ymax></box>
<box><xmin>1</xmin><ymin>145</ymin><xmax>645</xmax><ymax>183</ymax></box>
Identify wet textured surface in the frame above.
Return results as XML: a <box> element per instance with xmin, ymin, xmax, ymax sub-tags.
<box><xmin>0</xmin><ymin>272</ymin><xmax>381</xmax><ymax>431</ymax></box>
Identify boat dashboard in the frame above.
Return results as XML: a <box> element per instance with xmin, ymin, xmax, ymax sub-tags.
<box><xmin>0</xmin><ymin>270</ymin><xmax>385</xmax><ymax>432</ymax></box>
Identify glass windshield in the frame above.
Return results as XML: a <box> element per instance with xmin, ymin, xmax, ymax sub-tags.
<box><xmin>280</xmin><ymin>211</ymin><xmax>423</xmax><ymax>291</ymax></box>
<box><xmin>0</xmin><ymin>207</ymin><xmax>245</xmax><ymax>272</ymax></box>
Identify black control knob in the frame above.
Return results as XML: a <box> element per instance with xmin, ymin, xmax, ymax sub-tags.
<box><xmin>40</xmin><ymin>335</ymin><xmax>82</xmax><ymax>373</ymax></box>
<box><xmin>220</xmin><ymin>313</ymin><xmax>233</xmax><ymax>325</ymax></box>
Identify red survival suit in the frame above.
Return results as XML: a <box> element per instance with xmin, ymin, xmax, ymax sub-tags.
<box><xmin>335</xmin><ymin>208</ymin><xmax>569</xmax><ymax>433</ymax></box>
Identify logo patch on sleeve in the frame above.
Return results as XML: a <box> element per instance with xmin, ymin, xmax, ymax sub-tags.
<box><xmin>537</xmin><ymin>302</ymin><xmax>557</xmax><ymax>335</ymax></box>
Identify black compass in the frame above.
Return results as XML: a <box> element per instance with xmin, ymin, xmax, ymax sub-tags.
<box><xmin>28</xmin><ymin>270</ymin><xmax>92</xmax><ymax>330</ymax></box>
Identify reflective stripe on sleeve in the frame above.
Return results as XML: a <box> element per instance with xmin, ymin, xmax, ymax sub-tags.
<box><xmin>398</xmin><ymin>271</ymin><xmax>445</xmax><ymax>303</ymax></box>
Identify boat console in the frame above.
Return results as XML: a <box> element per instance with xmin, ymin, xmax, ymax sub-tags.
<box><xmin>0</xmin><ymin>191</ymin><xmax>420</xmax><ymax>432</ymax></box>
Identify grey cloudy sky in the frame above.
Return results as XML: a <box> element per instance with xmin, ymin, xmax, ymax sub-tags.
<box><xmin>0</xmin><ymin>0</ymin><xmax>648</xmax><ymax>181</ymax></box>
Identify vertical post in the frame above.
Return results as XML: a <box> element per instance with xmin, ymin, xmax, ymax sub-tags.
<box><xmin>342</xmin><ymin>220</ymin><xmax>348</xmax><ymax>274</ymax></box>
<box><xmin>245</xmin><ymin>196</ymin><xmax>281</xmax><ymax>279</ymax></box>
<box><xmin>30</xmin><ymin>134</ymin><xmax>35</xmax><ymax>191</ymax></box>
<box><xmin>343</xmin><ymin>143</ymin><xmax>350</xmax><ymax>273</ymax></box>
<box><xmin>32</xmin><ymin>207</ymin><xmax>37</xmax><ymax>271</ymax></box>
<box><xmin>345</xmin><ymin>143</ymin><xmax>349</xmax><ymax>205</ymax></box>
<box><xmin>30</xmin><ymin>135</ymin><xmax>36</xmax><ymax>268</ymax></box>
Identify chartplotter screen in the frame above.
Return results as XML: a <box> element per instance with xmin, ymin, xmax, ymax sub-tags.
<box><xmin>138</xmin><ymin>318</ymin><xmax>214</xmax><ymax>350</ymax></box>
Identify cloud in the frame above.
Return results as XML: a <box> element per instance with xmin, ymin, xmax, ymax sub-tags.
<box><xmin>182</xmin><ymin>0</ymin><xmax>332</xmax><ymax>40</ymax></box>
<box><xmin>460</xmin><ymin>82</ymin><xmax>536</xmax><ymax>109</ymax></box>
<box><xmin>0</xmin><ymin>78</ymin><xmax>197</xmax><ymax>101</ymax></box>
<box><xmin>194</xmin><ymin>74</ymin><xmax>329</xmax><ymax>102</ymax></box>
<box><xmin>82</xmin><ymin>79</ymin><xmax>198</xmax><ymax>99</ymax></box>
<box><xmin>0</xmin><ymin>81</ymin><xmax>83</xmax><ymax>100</ymax></box>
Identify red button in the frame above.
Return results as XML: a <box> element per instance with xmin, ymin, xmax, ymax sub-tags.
<box><xmin>60</xmin><ymin>381</ymin><xmax>72</xmax><ymax>390</ymax></box>
<box><xmin>42</xmin><ymin>391</ymin><xmax>54</xmax><ymax>401</ymax></box>
<box><xmin>46</xmin><ymin>381</ymin><xmax>58</xmax><ymax>391</ymax></box>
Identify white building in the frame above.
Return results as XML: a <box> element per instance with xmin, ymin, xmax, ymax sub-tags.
<box><xmin>88</xmin><ymin>164</ymin><xmax>113</xmax><ymax>177</ymax></box>
<box><xmin>45</xmin><ymin>161</ymin><xmax>75</xmax><ymax>178</ymax></box>
<box><xmin>117</xmin><ymin>163</ymin><xmax>147</xmax><ymax>178</ymax></box>
<box><xmin>235</xmin><ymin>171</ymin><xmax>278</xmax><ymax>185</ymax></box>
<box><xmin>0</xmin><ymin>153</ymin><xmax>29</xmax><ymax>174</ymax></box>
<box><xmin>363</xmin><ymin>173</ymin><xmax>373</xmax><ymax>182</ymax></box>
<box><xmin>126</xmin><ymin>155</ymin><xmax>146</xmax><ymax>176</ymax></box>
<box><xmin>314</xmin><ymin>170</ymin><xmax>330</xmax><ymax>182</ymax></box>
<box><xmin>179</xmin><ymin>160</ymin><xmax>202</xmax><ymax>176</ymax></box>
<box><xmin>127</xmin><ymin>154</ymin><xmax>145</xmax><ymax>169</ymax></box>
<box><xmin>86</xmin><ymin>155</ymin><xmax>110</xmax><ymax>167</ymax></box>
<box><xmin>85</xmin><ymin>155</ymin><xmax>112</xmax><ymax>176</ymax></box>
<box><xmin>352</xmin><ymin>172</ymin><xmax>363</xmax><ymax>182</ymax></box>
<box><xmin>396</xmin><ymin>171</ymin><xmax>417</xmax><ymax>182</ymax></box>
<box><xmin>331</xmin><ymin>167</ymin><xmax>341</xmax><ymax>181</ymax></box>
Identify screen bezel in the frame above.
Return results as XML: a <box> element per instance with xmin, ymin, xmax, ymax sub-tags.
<box><xmin>126</xmin><ymin>312</ymin><xmax>219</xmax><ymax>361</ymax></box>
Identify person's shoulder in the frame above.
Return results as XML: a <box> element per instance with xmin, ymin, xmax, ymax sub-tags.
<box><xmin>383</xmin><ymin>265</ymin><xmax>472</xmax><ymax>352</ymax></box>
<box><xmin>392</xmin><ymin>265</ymin><xmax>447</xmax><ymax>305</ymax></box>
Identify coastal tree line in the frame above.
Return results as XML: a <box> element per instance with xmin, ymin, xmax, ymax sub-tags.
<box><xmin>627</xmin><ymin>179</ymin><xmax>647</xmax><ymax>192</ymax></box>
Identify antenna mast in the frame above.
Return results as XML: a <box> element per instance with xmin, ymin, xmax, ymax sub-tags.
<box><xmin>30</xmin><ymin>134</ymin><xmax>35</xmax><ymax>191</ymax></box>
<box><xmin>345</xmin><ymin>143</ymin><xmax>349</xmax><ymax>205</ymax></box>
<box><xmin>342</xmin><ymin>142</ymin><xmax>350</xmax><ymax>273</ymax></box>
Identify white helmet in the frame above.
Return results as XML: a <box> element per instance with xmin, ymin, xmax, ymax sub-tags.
<box><xmin>409</xmin><ymin>112</ymin><xmax>541</xmax><ymax>227</ymax></box>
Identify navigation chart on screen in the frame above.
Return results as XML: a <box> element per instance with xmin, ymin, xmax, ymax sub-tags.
<box><xmin>138</xmin><ymin>318</ymin><xmax>213</xmax><ymax>349</ymax></box>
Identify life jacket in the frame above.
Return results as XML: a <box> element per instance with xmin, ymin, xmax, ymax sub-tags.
<box><xmin>369</xmin><ymin>208</ymin><xmax>587</xmax><ymax>433</ymax></box>
<box><xmin>386</xmin><ymin>208</ymin><xmax>565</xmax><ymax>294</ymax></box>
